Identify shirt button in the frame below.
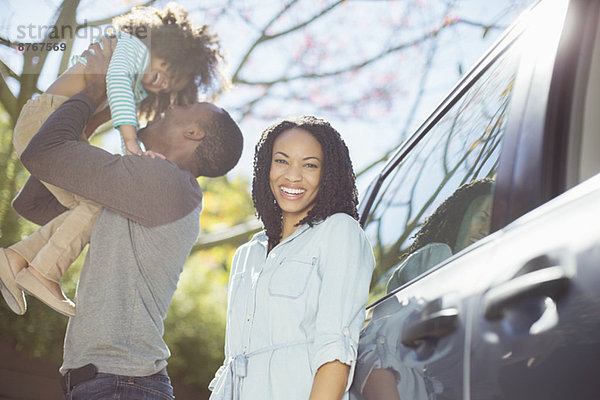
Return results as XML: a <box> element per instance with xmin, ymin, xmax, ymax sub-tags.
<box><xmin>246</xmin><ymin>315</ymin><xmax>251</xmax><ymax>321</ymax></box>
<box><xmin>243</xmin><ymin>346</ymin><xmax>247</xmax><ymax>353</ymax></box>
<box><xmin>343</xmin><ymin>328</ymin><xmax>349</xmax><ymax>336</ymax></box>
<box><xmin>270</xmin><ymin>253</ymin><xmax>276</xmax><ymax>259</ymax></box>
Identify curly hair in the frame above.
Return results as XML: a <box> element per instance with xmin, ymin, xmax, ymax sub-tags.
<box><xmin>252</xmin><ymin>116</ymin><xmax>359</xmax><ymax>249</ymax></box>
<box><xmin>407</xmin><ymin>178</ymin><xmax>495</xmax><ymax>255</ymax></box>
<box><xmin>113</xmin><ymin>2</ymin><xmax>223</xmax><ymax>121</ymax></box>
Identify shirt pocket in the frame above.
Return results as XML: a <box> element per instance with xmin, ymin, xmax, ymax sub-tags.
<box><xmin>268</xmin><ymin>256</ymin><xmax>317</xmax><ymax>299</ymax></box>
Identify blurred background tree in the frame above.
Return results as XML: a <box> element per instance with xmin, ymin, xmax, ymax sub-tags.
<box><xmin>0</xmin><ymin>0</ymin><xmax>533</xmax><ymax>397</ymax></box>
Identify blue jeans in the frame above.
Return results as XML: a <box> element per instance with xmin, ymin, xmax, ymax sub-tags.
<box><xmin>64</xmin><ymin>372</ymin><xmax>175</xmax><ymax>400</ymax></box>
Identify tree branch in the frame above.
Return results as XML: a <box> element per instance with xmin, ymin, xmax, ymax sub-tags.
<box><xmin>232</xmin><ymin>0</ymin><xmax>344</xmax><ymax>82</ymax></box>
<box><xmin>0</xmin><ymin>36</ymin><xmax>13</xmax><ymax>49</ymax></box>
<box><xmin>191</xmin><ymin>217</ymin><xmax>263</xmax><ymax>252</ymax></box>
<box><xmin>236</xmin><ymin>26</ymin><xmax>445</xmax><ymax>86</ymax></box>
<box><xmin>263</xmin><ymin>0</ymin><xmax>344</xmax><ymax>42</ymax></box>
<box><xmin>0</xmin><ymin>59</ymin><xmax>19</xmax><ymax>81</ymax></box>
<box><xmin>0</xmin><ymin>60</ymin><xmax>19</xmax><ymax>122</ymax></box>
<box><xmin>231</xmin><ymin>0</ymin><xmax>300</xmax><ymax>82</ymax></box>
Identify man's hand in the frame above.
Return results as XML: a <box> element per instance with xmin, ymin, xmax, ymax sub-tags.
<box><xmin>81</xmin><ymin>37</ymin><xmax>116</xmax><ymax>105</ymax></box>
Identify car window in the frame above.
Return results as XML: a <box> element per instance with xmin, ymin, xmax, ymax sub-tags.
<box><xmin>364</xmin><ymin>43</ymin><xmax>522</xmax><ymax>298</ymax></box>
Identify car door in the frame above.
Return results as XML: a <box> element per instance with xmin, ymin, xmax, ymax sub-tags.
<box><xmin>349</xmin><ymin>5</ymin><xmax>534</xmax><ymax>399</ymax></box>
<box><xmin>468</xmin><ymin>0</ymin><xmax>600</xmax><ymax>398</ymax></box>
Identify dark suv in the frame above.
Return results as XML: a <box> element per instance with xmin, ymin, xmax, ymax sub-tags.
<box><xmin>351</xmin><ymin>0</ymin><xmax>600</xmax><ymax>398</ymax></box>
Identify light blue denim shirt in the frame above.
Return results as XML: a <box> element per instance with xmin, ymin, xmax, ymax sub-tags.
<box><xmin>209</xmin><ymin>213</ymin><xmax>375</xmax><ymax>400</ymax></box>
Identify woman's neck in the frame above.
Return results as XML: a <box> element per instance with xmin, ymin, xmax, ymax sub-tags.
<box><xmin>281</xmin><ymin>214</ymin><xmax>302</xmax><ymax>242</ymax></box>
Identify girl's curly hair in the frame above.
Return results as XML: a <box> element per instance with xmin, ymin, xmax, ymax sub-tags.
<box><xmin>252</xmin><ymin>116</ymin><xmax>359</xmax><ymax>250</ymax></box>
<box><xmin>113</xmin><ymin>2</ymin><xmax>224</xmax><ymax>121</ymax></box>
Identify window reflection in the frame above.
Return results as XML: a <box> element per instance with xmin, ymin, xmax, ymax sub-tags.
<box><xmin>364</xmin><ymin>48</ymin><xmax>520</xmax><ymax>296</ymax></box>
<box><xmin>386</xmin><ymin>178</ymin><xmax>494</xmax><ymax>292</ymax></box>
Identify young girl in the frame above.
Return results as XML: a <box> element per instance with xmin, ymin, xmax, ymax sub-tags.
<box><xmin>209</xmin><ymin>117</ymin><xmax>375</xmax><ymax>400</ymax></box>
<box><xmin>1</xmin><ymin>3</ymin><xmax>223</xmax><ymax>317</ymax></box>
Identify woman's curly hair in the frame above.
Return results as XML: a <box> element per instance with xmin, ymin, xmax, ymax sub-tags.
<box><xmin>113</xmin><ymin>2</ymin><xmax>223</xmax><ymax>121</ymax></box>
<box><xmin>252</xmin><ymin>116</ymin><xmax>359</xmax><ymax>250</ymax></box>
<box><xmin>407</xmin><ymin>178</ymin><xmax>495</xmax><ymax>254</ymax></box>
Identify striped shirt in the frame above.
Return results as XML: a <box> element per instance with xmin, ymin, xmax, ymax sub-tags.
<box><xmin>72</xmin><ymin>32</ymin><xmax>149</xmax><ymax>130</ymax></box>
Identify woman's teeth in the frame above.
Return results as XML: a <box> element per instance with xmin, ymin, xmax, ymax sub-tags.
<box><xmin>281</xmin><ymin>187</ymin><xmax>305</xmax><ymax>195</ymax></box>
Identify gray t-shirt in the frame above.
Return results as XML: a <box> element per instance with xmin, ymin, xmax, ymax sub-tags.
<box><xmin>18</xmin><ymin>93</ymin><xmax>204</xmax><ymax>376</ymax></box>
<box><xmin>61</xmin><ymin>204</ymin><xmax>201</xmax><ymax>375</ymax></box>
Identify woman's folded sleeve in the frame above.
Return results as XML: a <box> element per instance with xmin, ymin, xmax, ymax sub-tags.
<box><xmin>310</xmin><ymin>215</ymin><xmax>375</xmax><ymax>391</ymax></box>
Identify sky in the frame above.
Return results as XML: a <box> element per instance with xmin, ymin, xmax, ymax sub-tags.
<box><xmin>0</xmin><ymin>0</ymin><xmax>534</xmax><ymax>197</ymax></box>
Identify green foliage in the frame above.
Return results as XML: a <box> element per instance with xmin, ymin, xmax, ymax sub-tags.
<box><xmin>0</xmin><ymin>107</ymin><xmax>30</xmax><ymax>249</ymax></box>
<box><xmin>197</xmin><ymin>176</ymin><xmax>256</xmax><ymax>231</ymax></box>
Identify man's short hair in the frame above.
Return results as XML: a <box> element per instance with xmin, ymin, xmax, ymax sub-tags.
<box><xmin>193</xmin><ymin>109</ymin><xmax>243</xmax><ymax>177</ymax></box>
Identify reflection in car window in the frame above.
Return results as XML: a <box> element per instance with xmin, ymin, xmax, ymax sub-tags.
<box><xmin>364</xmin><ymin>44</ymin><xmax>521</xmax><ymax>298</ymax></box>
<box><xmin>386</xmin><ymin>178</ymin><xmax>494</xmax><ymax>292</ymax></box>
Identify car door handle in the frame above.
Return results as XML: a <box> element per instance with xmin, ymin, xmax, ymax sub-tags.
<box><xmin>484</xmin><ymin>266</ymin><xmax>570</xmax><ymax>319</ymax></box>
<box><xmin>401</xmin><ymin>308</ymin><xmax>459</xmax><ymax>348</ymax></box>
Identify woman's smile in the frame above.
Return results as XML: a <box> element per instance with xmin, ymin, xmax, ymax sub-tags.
<box><xmin>279</xmin><ymin>185</ymin><xmax>307</xmax><ymax>199</ymax></box>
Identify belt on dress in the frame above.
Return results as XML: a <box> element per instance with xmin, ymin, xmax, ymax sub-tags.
<box><xmin>209</xmin><ymin>339</ymin><xmax>312</xmax><ymax>400</ymax></box>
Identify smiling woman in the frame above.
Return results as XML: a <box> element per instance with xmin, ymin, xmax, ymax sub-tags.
<box><xmin>209</xmin><ymin>116</ymin><xmax>375</xmax><ymax>400</ymax></box>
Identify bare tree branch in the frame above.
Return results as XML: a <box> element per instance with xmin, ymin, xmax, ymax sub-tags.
<box><xmin>0</xmin><ymin>60</ymin><xmax>18</xmax><ymax>122</ymax></box>
<box><xmin>0</xmin><ymin>36</ymin><xmax>13</xmax><ymax>49</ymax></box>
<box><xmin>0</xmin><ymin>59</ymin><xmax>19</xmax><ymax>81</ymax></box>
<box><xmin>236</xmin><ymin>25</ymin><xmax>445</xmax><ymax>86</ymax></box>
<box><xmin>191</xmin><ymin>217</ymin><xmax>263</xmax><ymax>252</ymax></box>
<box><xmin>263</xmin><ymin>0</ymin><xmax>344</xmax><ymax>42</ymax></box>
<box><xmin>231</xmin><ymin>0</ymin><xmax>300</xmax><ymax>82</ymax></box>
<box><xmin>231</xmin><ymin>0</ymin><xmax>344</xmax><ymax>83</ymax></box>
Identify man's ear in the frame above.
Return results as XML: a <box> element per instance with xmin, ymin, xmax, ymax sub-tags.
<box><xmin>184</xmin><ymin>127</ymin><xmax>206</xmax><ymax>142</ymax></box>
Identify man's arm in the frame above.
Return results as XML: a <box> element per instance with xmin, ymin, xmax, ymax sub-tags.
<box><xmin>20</xmin><ymin>41</ymin><xmax>202</xmax><ymax>227</ymax></box>
<box><xmin>12</xmin><ymin>176</ymin><xmax>67</xmax><ymax>226</ymax></box>
<box><xmin>83</xmin><ymin>105</ymin><xmax>111</xmax><ymax>139</ymax></box>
